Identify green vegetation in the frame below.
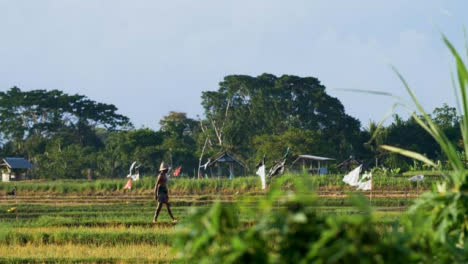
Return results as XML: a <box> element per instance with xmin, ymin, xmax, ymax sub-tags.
<box><xmin>0</xmin><ymin>12</ymin><xmax>465</xmax><ymax>264</ymax></box>
<box><xmin>0</xmin><ymin>172</ymin><xmax>439</xmax><ymax>195</ymax></box>
<box><xmin>0</xmin><ymin>76</ymin><xmax>461</xmax><ymax>180</ymax></box>
<box><xmin>0</xmin><ymin>184</ymin><xmax>408</xmax><ymax>263</ymax></box>
<box><xmin>171</xmin><ymin>34</ymin><xmax>468</xmax><ymax>263</ymax></box>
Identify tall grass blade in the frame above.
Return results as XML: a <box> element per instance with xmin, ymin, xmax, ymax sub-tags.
<box><xmin>366</xmin><ymin>103</ymin><xmax>400</xmax><ymax>144</ymax></box>
<box><xmin>443</xmin><ymin>35</ymin><xmax>468</xmax><ymax>161</ymax></box>
<box><xmin>380</xmin><ymin>145</ymin><xmax>437</xmax><ymax>168</ymax></box>
<box><xmin>391</xmin><ymin>66</ymin><xmax>464</xmax><ymax>177</ymax></box>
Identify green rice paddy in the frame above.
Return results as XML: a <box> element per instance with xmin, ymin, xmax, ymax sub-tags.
<box><xmin>0</xmin><ymin>174</ymin><xmax>429</xmax><ymax>263</ymax></box>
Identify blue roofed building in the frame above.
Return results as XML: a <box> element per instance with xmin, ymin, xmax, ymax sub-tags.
<box><xmin>1</xmin><ymin>157</ymin><xmax>34</xmax><ymax>182</ymax></box>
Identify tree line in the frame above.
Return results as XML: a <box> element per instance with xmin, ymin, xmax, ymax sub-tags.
<box><xmin>0</xmin><ymin>74</ymin><xmax>460</xmax><ymax>179</ymax></box>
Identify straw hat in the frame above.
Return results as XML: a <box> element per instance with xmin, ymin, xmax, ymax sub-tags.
<box><xmin>159</xmin><ymin>162</ymin><xmax>169</xmax><ymax>172</ymax></box>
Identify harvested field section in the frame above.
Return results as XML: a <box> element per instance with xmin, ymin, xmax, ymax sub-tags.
<box><xmin>0</xmin><ymin>244</ymin><xmax>173</xmax><ymax>263</ymax></box>
<box><xmin>0</xmin><ymin>175</ymin><xmax>425</xmax><ymax>262</ymax></box>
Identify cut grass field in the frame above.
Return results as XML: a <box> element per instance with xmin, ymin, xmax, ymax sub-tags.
<box><xmin>0</xmin><ymin>202</ymin><xmax>180</xmax><ymax>263</ymax></box>
<box><xmin>0</xmin><ymin>174</ymin><xmax>429</xmax><ymax>263</ymax></box>
<box><xmin>0</xmin><ymin>244</ymin><xmax>173</xmax><ymax>263</ymax></box>
<box><xmin>0</xmin><ymin>203</ymin><xmax>404</xmax><ymax>263</ymax></box>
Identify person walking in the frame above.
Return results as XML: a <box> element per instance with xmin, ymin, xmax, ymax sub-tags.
<box><xmin>153</xmin><ymin>162</ymin><xmax>178</xmax><ymax>223</ymax></box>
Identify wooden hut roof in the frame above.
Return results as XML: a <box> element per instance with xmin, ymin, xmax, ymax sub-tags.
<box><xmin>291</xmin><ymin>155</ymin><xmax>335</xmax><ymax>166</ymax></box>
<box><xmin>208</xmin><ymin>152</ymin><xmax>246</xmax><ymax>168</ymax></box>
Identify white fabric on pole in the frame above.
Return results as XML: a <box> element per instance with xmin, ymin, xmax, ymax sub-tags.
<box><xmin>357</xmin><ymin>172</ymin><xmax>372</xmax><ymax>191</ymax></box>
<box><xmin>357</xmin><ymin>179</ymin><xmax>372</xmax><ymax>190</ymax></box>
<box><xmin>256</xmin><ymin>164</ymin><xmax>266</xmax><ymax>190</ymax></box>
<box><xmin>409</xmin><ymin>174</ymin><xmax>424</xmax><ymax>182</ymax></box>
<box><xmin>343</xmin><ymin>165</ymin><xmax>362</xmax><ymax>186</ymax></box>
<box><xmin>131</xmin><ymin>173</ymin><xmax>140</xmax><ymax>181</ymax></box>
<box><xmin>127</xmin><ymin>161</ymin><xmax>140</xmax><ymax>181</ymax></box>
<box><xmin>361</xmin><ymin>172</ymin><xmax>372</xmax><ymax>181</ymax></box>
<box><xmin>129</xmin><ymin>161</ymin><xmax>137</xmax><ymax>175</ymax></box>
<box><xmin>201</xmin><ymin>159</ymin><xmax>210</xmax><ymax>170</ymax></box>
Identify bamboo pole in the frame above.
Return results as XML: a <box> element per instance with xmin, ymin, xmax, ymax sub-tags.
<box><xmin>405</xmin><ymin>187</ymin><xmax>408</xmax><ymax>207</ymax></box>
<box><xmin>199</xmin><ymin>119</ymin><xmax>213</xmax><ymax>147</ymax></box>
<box><xmin>370</xmin><ymin>176</ymin><xmax>373</xmax><ymax>207</ymax></box>
<box><xmin>15</xmin><ymin>190</ymin><xmax>18</xmax><ymax>223</ymax></box>
<box><xmin>219</xmin><ymin>98</ymin><xmax>231</xmax><ymax>142</ymax></box>
<box><xmin>197</xmin><ymin>137</ymin><xmax>209</xmax><ymax>179</ymax></box>
<box><xmin>417</xmin><ymin>181</ymin><xmax>419</xmax><ymax>197</ymax></box>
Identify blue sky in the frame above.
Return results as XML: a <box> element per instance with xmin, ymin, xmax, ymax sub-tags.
<box><xmin>0</xmin><ymin>1</ymin><xmax>467</xmax><ymax>129</ymax></box>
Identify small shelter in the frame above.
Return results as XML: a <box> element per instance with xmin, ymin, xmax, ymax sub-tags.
<box><xmin>337</xmin><ymin>156</ymin><xmax>362</xmax><ymax>172</ymax></box>
<box><xmin>203</xmin><ymin>152</ymin><xmax>247</xmax><ymax>178</ymax></box>
<box><xmin>291</xmin><ymin>155</ymin><xmax>335</xmax><ymax>175</ymax></box>
<box><xmin>1</xmin><ymin>157</ymin><xmax>34</xmax><ymax>182</ymax></box>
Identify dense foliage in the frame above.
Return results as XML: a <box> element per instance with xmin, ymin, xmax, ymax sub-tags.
<box><xmin>0</xmin><ymin>76</ymin><xmax>460</xmax><ymax>179</ymax></box>
<box><xmin>174</xmin><ymin>175</ymin><xmax>465</xmax><ymax>263</ymax></box>
<box><xmin>1</xmin><ymin>30</ymin><xmax>467</xmax><ymax>263</ymax></box>
<box><xmin>172</xmin><ymin>34</ymin><xmax>468</xmax><ymax>263</ymax></box>
<box><xmin>200</xmin><ymin>74</ymin><xmax>362</xmax><ymax>160</ymax></box>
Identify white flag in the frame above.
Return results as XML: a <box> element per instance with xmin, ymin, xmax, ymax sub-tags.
<box><xmin>127</xmin><ymin>161</ymin><xmax>140</xmax><ymax>181</ymax></box>
<box><xmin>343</xmin><ymin>165</ymin><xmax>362</xmax><ymax>186</ymax></box>
<box><xmin>357</xmin><ymin>179</ymin><xmax>372</xmax><ymax>190</ymax></box>
<box><xmin>356</xmin><ymin>172</ymin><xmax>372</xmax><ymax>190</ymax></box>
<box><xmin>256</xmin><ymin>164</ymin><xmax>266</xmax><ymax>190</ymax></box>
<box><xmin>130</xmin><ymin>173</ymin><xmax>140</xmax><ymax>181</ymax></box>
<box><xmin>201</xmin><ymin>159</ymin><xmax>211</xmax><ymax>170</ymax></box>
<box><xmin>361</xmin><ymin>172</ymin><xmax>372</xmax><ymax>181</ymax></box>
<box><xmin>127</xmin><ymin>161</ymin><xmax>136</xmax><ymax>178</ymax></box>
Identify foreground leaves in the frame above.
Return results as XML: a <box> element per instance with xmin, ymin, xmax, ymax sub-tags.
<box><xmin>174</xmin><ymin>33</ymin><xmax>468</xmax><ymax>264</ymax></box>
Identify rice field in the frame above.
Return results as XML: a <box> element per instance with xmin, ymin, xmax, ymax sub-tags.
<box><xmin>0</xmin><ymin>173</ymin><xmax>431</xmax><ymax>263</ymax></box>
<box><xmin>0</xmin><ymin>172</ymin><xmax>440</xmax><ymax>194</ymax></box>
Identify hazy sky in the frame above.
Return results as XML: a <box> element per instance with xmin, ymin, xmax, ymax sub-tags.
<box><xmin>0</xmin><ymin>1</ymin><xmax>467</xmax><ymax>129</ymax></box>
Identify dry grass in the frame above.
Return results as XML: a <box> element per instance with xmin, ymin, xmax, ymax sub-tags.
<box><xmin>12</xmin><ymin>225</ymin><xmax>176</xmax><ymax>234</ymax></box>
<box><xmin>0</xmin><ymin>244</ymin><xmax>174</xmax><ymax>262</ymax></box>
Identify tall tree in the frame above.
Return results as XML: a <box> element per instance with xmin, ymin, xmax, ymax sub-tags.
<box><xmin>0</xmin><ymin>87</ymin><xmax>131</xmax><ymax>143</ymax></box>
<box><xmin>201</xmin><ymin>74</ymin><xmax>361</xmax><ymax>162</ymax></box>
<box><xmin>433</xmin><ymin>103</ymin><xmax>458</xmax><ymax>128</ymax></box>
<box><xmin>97</xmin><ymin>129</ymin><xmax>163</xmax><ymax>177</ymax></box>
<box><xmin>0</xmin><ymin>87</ymin><xmax>132</xmax><ymax>178</ymax></box>
<box><xmin>159</xmin><ymin>112</ymin><xmax>199</xmax><ymax>173</ymax></box>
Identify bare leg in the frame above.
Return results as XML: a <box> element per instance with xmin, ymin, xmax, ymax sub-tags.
<box><xmin>165</xmin><ymin>203</ymin><xmax>176</xmax><ymax>221</ymax></box>
<box><xmin>153</xmin><ymin>202</ymin><xmax>163</xmax><ymax>222</ymax></box>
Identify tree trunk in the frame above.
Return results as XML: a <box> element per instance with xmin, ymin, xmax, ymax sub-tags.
<box><xmin>87</xmin><ymin>168</ymin><xmax>92</xmax><ymax>181</ymax></box>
